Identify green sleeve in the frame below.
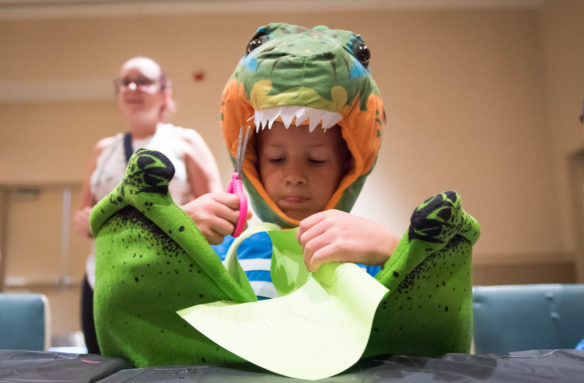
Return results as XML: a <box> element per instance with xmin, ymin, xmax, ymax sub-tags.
<box><xmin>91</xmin><ymin>149</ymin><xmax>256</xmax><ymax>367</ymax></box>
<box><xmin>365</xmin><ymin>191</ymin><xmax>480</xmax><ymax>357</ymax></box>
<box><xmin>92</xmin><ymin>150</ymin><xmax>480</xmax><ymax>368</ymax></box>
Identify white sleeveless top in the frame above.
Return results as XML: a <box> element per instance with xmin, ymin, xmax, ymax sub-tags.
<box><xmin>86</xmin><ymin>123</ymin><xmax>192</xmax><ymax>288</ymax></box>
<box><xmin>90</xmin><ymin>123</ymin><xmax>191</xmax><ymax>204</ymax></box>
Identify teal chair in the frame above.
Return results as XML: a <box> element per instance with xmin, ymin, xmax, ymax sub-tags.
<box><xmin>472</xmin><ymin>284</ymin><xmax>584</xmax><ymax>354</ymax></box>
<box><xmin>0</xmin><ymin>293</ymin><xmax>50</xmax><ymax>350</ymax></box>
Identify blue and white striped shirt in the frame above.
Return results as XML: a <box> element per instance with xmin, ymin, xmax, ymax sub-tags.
<box><xmin>212</xmin><ymin>232</ymin><xmax>380</xmax><ymax>300</ymax></box>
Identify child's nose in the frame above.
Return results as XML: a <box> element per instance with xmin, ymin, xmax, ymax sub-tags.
<box><xmin>285</xmin><ymin>174</ymin><xmax>306</xmax><ymax>185</ymax></box>
<box><xmin>284</xmin><ymin>163</ymin><xmax>307</xmax><ymax>185</ymax></box>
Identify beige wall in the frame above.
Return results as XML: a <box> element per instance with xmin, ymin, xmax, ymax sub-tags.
<box><xmin>540</xmin><ymin>0</ymin><xmax>584</xmax><ymax>279</ymax></box>
<box><xmin>1</xmin><ymin>1</ymin><xmax>583</xmax><ymax>338</ymax></box>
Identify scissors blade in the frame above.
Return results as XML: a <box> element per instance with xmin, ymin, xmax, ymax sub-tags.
<box><xmin>236</xmin><ymin>125</ymin><xmax>251</xmax><ymax>176</ymax></box>
<box><xmin>234</xmin><ymin>125</ymin><xmax>243</xmax><ymax>174</ymax></box>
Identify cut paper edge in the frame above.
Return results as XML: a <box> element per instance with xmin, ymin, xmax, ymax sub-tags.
<box><xmin>178</xmin><ymin>262</ymin><xmax>389</xmax><ymax>381</ymax></box>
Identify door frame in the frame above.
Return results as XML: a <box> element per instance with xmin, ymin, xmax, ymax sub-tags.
<box><xmin>570</xmin><ymin>150</ymin><xmax>584</xmax><ymax>282</ymax></box>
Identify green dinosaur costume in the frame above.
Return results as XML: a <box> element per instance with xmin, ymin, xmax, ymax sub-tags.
<box><xmin>91</xmin><ymin>23</ymin><xmax>480</xmax><ymax>377</ymax></box>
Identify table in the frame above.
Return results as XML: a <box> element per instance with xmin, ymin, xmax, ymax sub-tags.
<box><xmin>1</xmin><ymin>349</ymin><xmax>583</xmax><ymax>382</ymax></box>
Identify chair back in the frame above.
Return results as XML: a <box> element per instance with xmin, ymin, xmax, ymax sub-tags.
<box><xmin>0</xmin><ymin>293</ymin><xmax>50</xmax><ymax>350</ymax></box>
<box><xmin>473</xmin><ymin>284</ymin><xmax>584</xmax><ymax>354</ymax></box>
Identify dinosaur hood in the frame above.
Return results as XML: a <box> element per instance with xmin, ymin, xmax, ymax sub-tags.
<box><xmin>221</xmin><ymin>22</ymin><xmax>385</xmax><ymax>227</ymax></box>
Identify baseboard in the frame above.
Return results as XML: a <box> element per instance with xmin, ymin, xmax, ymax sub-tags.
<box><xmin>472</xmin><ymin>253</ymin><xmax>577</xmax><ymax>285</ymax></box>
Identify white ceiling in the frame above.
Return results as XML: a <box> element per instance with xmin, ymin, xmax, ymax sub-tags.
<box><xmin>0</xmin><ymin>0</ymin><xmax>545</xmax><ymax>19</ymax></box>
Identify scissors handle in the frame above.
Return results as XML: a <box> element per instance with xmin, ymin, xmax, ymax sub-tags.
<box><xmin>227</xmin><ymin>173</ymin><xmax>247</xmax><ymax>237</ymax></box>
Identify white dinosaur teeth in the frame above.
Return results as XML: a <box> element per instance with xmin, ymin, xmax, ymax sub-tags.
<box><xmin>280</xmin><ymin>110</ymin><xmax>295</xmax><ymax>128</ymax></box>
<box><xmin>294</xmin><ymin>108</ymin><xmax>309</xmax><ymax>128</ymax></box>
<box><xmin>252</xmin><ymin>107</ymin><xmax>342</xmax><ymax>132</ymax></box>
<box><xmin>253</xmin><ymin>114</ymin><xmax>260</xmax><ymax>131</ymax></box>
<box><xmin>320</xmin><ymin>112</ymin><xmax>343</xmax><ymax>131</ymax></box>
<box><xmin>308</xmin><ymin>112</ymin><xmax>320</xmax><ymax>132</ymax></box>
<box><xmin>268</xmin><ymin>116</ymin><xmax>278</xmax><ymax>129</ymax></box>
<box><xmin>264</xmin><ymin>108</ymin><xmax>280</xmax><ymax>130</ymax></box>
<box><xmin>308</xmin><ymin>109</ymin><xmax>327</xmax><ymax>132</ymax></box>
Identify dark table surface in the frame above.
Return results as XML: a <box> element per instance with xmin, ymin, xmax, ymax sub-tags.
<box><xmin>1</xmin><ymin>349</ymin><xmax>583</xmax><ymax>382</ymax></box>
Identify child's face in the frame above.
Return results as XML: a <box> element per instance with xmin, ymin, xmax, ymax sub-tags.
<box><xmin>257</xmin><ymin>122</ymin><xmax>350</xmax><ymax>221</ymax></box>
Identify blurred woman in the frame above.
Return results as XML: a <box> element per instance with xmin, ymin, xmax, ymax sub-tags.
<box><xmin>74</xmin><ymin>56</ymin><xmax>223</xmax><ymax>353</ymax></box>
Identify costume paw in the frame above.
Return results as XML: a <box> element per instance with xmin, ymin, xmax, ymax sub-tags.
<box><xmin>122</xmin><ymin>148</ymin><xmax>175</xmax><ymax>196</ymax></box>
<box><xmin>409</xmin><ymin>191</ymin><xmax>480</xmax><ymax>248</ymax></box>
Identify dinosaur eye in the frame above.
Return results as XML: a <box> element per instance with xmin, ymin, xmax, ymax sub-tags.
<box><xmin>355</xmin><ymin>43</ymin><xmax>370</xmax><ymax>67</ymax></box>
<box><xmin>246</xmin><ymin>38</ymin><xmax>264</xmax><ymax>54</ymax></box>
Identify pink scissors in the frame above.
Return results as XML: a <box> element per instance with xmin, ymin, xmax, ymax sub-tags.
<box><xmin>227</xmin><ymin>125</ymin><xmax>251</xmax><ymax>237</ymax></box>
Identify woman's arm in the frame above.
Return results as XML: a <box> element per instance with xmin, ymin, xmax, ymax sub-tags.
<box><xmin>73</xmin><ymin>137</ymin><xmax>112</xmax><ymax>238</ymax></box>
<box><xmin>180</xmin><ymin>129</ymin><xmax>223</xmax><ymax>198</ymax></box>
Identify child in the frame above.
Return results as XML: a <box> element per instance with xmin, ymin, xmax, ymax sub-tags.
<box><xmin>91</xmin><ymin>22</ymin><xmax>479</xmax><ymax>370</ymax></box>
<box><xmin>195</xmin><ymin>120</ymin><xmax>400</xmax><ymax>299</ymax></box>
<box><xmin>185</xmin><ymin>21</ymin><xmax>403</xmax><ymax>298</ymax></box>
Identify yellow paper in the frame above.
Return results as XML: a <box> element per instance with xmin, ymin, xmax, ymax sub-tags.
<box><xmin>178</xmin><ymin>261</ymin><xmax>389</xmax><ymax>380</ymax></box>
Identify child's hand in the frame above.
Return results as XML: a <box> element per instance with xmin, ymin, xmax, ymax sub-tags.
<box><xmin>297</xmin><ymin>210</ymin><xmax>400</xmax><ymax>272</ymax></box>
<box><xmin>73</xmin><ymin>207</ymin><xmax>93</xmax><ymax>238</ymax></box>
<box><xmin>182</xmin><ymin>192</ymin><xmax>252</xmax><ymax>244</ymax></box>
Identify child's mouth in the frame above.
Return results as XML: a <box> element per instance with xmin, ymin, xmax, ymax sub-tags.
<box><xmin>282</xmin><ymin>196</ymin><xmax>308</xmax><ymax>204</ymax></box>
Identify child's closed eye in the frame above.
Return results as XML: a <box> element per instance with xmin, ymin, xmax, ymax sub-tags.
<box><xmin>268</xmin><ymin>157</ymin><xmax>285</xmax><ymax>164</ymax></box>
<box><xmin>308</xmin><ymin>158</ymin><xmax>326</xmax><ymax>165</ymax></box>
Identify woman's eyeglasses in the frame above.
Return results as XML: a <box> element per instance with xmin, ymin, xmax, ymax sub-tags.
<box><xmin>114</xmin><ymin>76</ymin><xmax>158</xmax><ymax>92</ymax></box>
